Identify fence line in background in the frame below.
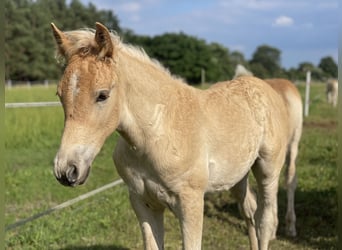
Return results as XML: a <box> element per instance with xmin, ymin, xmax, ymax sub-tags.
<box><xmin>5</xmin><ymin>179</ymin><xmax>124</xmax><ymax>231</ymax></box>
<box><xmin>5</xmin><ymin>102</ymin><xmax>61</xmax><ymax>108</ymax></box>
<box><xmin>304</xmin><ymin>71</ymin><xmax>311</xmax><ymax>117</ymax></box>
<box><xmin>6</xmin><ymin>79</ymin><xmax>59</xmax><ymax>88</ymax></box>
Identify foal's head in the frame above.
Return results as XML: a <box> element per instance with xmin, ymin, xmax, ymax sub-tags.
<box><xmin>52</xmin><ymin>23</ymin><xmax>121</xmax><ymax>186</ymax></box>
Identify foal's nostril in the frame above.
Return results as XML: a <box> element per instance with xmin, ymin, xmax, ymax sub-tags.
<box><xmin>66</xmin><ymin>165</ymin><xmax>78</xmax><ymax>184</ymax></box>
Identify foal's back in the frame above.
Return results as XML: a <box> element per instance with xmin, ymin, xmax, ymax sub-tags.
<box><xmin>264</xmin><ymin>78</ymin><xmax>302</xmax><ymax>138</ymax></box>
<box><xmin>201</xmin><ymin>76</ymin><xmax>290</xmax><ymax>191</ymax></box>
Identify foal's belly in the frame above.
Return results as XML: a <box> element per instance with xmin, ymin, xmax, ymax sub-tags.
<box><xmin>205</xmin><ymin>159</ymin><xmax>253</xmax><ymax>192</ymax></box>
<box><xmin>114</xmin><ymin>136</ymin><xmax>259</xmax><ymax>206</ymax></box>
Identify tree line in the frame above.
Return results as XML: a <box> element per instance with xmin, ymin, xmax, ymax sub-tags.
<box><xmin>5</xmin><ymin>0</ymin><xmax>337</xmax><ymax>84</ymax></box>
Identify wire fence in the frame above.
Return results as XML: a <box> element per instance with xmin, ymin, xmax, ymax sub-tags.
<box><xmin>5</xmin><ymin>179</ymin><xmax>124</xmax><ymax>231</ymax></box>
<box><xmin>5</xmin><ymin>101</ymin><xmax>124</xmax><ymax>232</ymax></box>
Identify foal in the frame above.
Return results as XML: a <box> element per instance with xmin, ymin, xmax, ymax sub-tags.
<box><xmin>52</xmin><ymin>22</ymin><xmax>293</xmax><ymax>250</ymax></box>
<box><xmin>234</xmin><ymin>65</ymin><xmax>303</xmax><ymax>237</ymax></box>
<box><xmin>264</xmin><ymin>79</ymin><xmax>302</xmax><ymax>237</ymax></box>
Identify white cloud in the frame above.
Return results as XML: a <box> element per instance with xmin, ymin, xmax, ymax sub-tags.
<box><xmin>219</xmin><ymin>0</ymin><xmax>303</xmax><ymax>11</ymax></box>
<box><xmin>118</xmin><ymin>2</ymin><xmax>141</xmax><ymax>13</ymax></box>
<box><xmin>273</xmin><ymin>15</ymin><xmax>294</xmax><ymax>27</ymax></box>
<box><xmin>116</xmin><ymin>2</ymin><xmax>142</xmax><ymax>22</ymax></box>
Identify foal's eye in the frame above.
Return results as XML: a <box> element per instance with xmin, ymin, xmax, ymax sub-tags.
<box><xmin>96</xmin><ymin>90</ymin><xmax>110</xmax><ymax>102</ymax></box>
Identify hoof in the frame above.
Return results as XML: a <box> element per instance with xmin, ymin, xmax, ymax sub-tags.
<box><xmin>286</xmin><ymin>227</ymin><xmax>297</xmax><ymax>237</ymax></box>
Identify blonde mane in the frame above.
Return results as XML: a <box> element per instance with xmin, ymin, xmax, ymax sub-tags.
<box><xmin>56</xmin><ymin>28</ymin><xmax>173</xmax><ymax>79</ymax></box>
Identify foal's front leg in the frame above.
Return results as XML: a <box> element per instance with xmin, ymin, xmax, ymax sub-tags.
<box><xmin>129</xmin><ymin>192</ymin><xmax>165</xmax><ymax>250</ymax></box>
<box><xmin>174</xmin><ymin>189</ymin><xmax>205</xmax><ymax>250</ymax></box>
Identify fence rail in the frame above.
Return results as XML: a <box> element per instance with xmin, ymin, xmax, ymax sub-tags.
<box><xmin>5</xmin><ymin>102</ymin><xmax>61</xmax><ymax>108</ymax></box>
<box><xmin>6</xmin><ymin>79</ymin><xmax>59</xmax><ymax>88</ymax></box>
<box><xmin>5</xmin><ymin>179</ymin><xmax>124</xmax><ymax>231</ymax></box>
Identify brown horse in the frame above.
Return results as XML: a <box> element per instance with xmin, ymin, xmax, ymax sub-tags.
<box><xmin>52</xmin><ymin>22</ymin><xmax>297</xmax><ymax>249</ymax></box>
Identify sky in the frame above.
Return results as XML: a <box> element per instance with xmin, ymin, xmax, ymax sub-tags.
<box><xmin>79</xmin><ymin>0</ymin><xmax>338</xmax><ymax>69</ymax></box>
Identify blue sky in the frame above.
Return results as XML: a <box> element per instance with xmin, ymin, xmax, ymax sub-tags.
<box><xmin>79</xmin><ymin>0</ymin><xmax>338</xmax><ymax>69</ymax></box>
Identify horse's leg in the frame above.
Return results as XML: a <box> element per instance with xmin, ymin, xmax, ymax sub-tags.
<box><xmin>285</xmin><ymin>127</ymin><xmax>301</xmax><ymax>237</ymax></box>
<box><xmin>333</xmin><ymin>91</ymin><xmax>338</xmax><ymax>107</ymax></box>
<box><xmin>252</xmin><ymin>155</ymin><xmax>284</xmax><ymax>250</ymax></box>
<box><xmin>129</xmin><ymin>192</ymin><xmax>165</xmax><ymax>250</ymax></box>
<box><xmin>174</xmin><ymin>189</ymin><xmax>204</xmax><ymax>250</ymax></box>
<box><xmin>231</xmin><ymin>174</ymin><xmax>258</xmax><ymax>250</ymax></box>
<box><xmin>327</xmin><ymin>91</ymin><xmax>332</xmax><ymax>104</ymax></box>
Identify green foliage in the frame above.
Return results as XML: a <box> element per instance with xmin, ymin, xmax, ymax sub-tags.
<box><xmin>149</xmin><ymin>32</ymin><xmax>210</xmax><ymax>83</ymax></box>
<box><xmin>5</xmin><ymin>0</ymin><xmax>337</xmax><ymax>83</ymax></box>
<box><xmin>230</xmin><ymin>50</ymin><xmax>247</xmax><ymax>66</ymax></box>
<box><xmin>296</xmin><ymin>62</ymin><xmax>323</xmax><ymax>80</ymax></box>
<box><xmin>207</xmin><ymin>42</ymin><xmax>234</xmax><ymax>82</ymax></box>
<box><xmin>318</xmin><ymin>56</ymin><xmax>337</xmax><ymax>78</ymax></box>
<box><xmin>128</xmin><ymin>31</ymin><xmax>234</xmax><ymax>84</ymax></box>
<box><xmin>5</xmin><ymin>83</ymin><xmax>337</xmax><ymax>249</ymax></box>
<box><xmin>5</xmin><ymin>0</ymin><xmax>120</xmax><ymax>81</ymax></box>
<box><xmin>124</xmin><ymin>32</ymin><xmax>235</xmax><ymax>84</ymax></box>
<box><xmin>249</xmin><ymin>44</ymin><xmax>282</xmax><ymax>78</ymax></box>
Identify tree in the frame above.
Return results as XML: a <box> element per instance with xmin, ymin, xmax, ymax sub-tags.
<box><xmin>5</xmin><ymin>0</ymin><xmax>121</xmax><ymax>81</ymax></box>
<box><xmin>207</xmin><ymin>42</ymin><xmax>234</xmax><ymax>81</ymax></box>
<box><xmin>318</xmin><ymin>56</ymin><xmax>337</xmax><ymax>78</ymax></box>
<box><xmin>297</xmin><ymin>62</ymin><xmax>323</xmax><ymax>80</ymax></box>
<box><xmin>122</xmin><ymin>29</ymin><xmax>153</xmax><ymax>55</ymax></box>
<box><xmin>286</xmin><ymin>67</ymin><xmax>299</xmax><ymax>81</ymax></box>
<box><xmin>230</xmin><ymin>51</ymin><xmax>247</xmax><ymax>67</ymax></box>
<box><xmin>249</xmin><ymin>45</ymin><xmax>282</xmax><ymax>78</ymax></box>
<box><xmin>146</xmin><ymin>32</ymin><xmax>216</xmax><ymax>84</ymax></box>
<box><xmin>5</xmin><ymin>0</ymin><xmax>329</xmax><ymax>83</ymax></box>
<box><xmin>5</xmin><ymin>0</ymin><xmax>39</xmax><ymax>80</ymax></box>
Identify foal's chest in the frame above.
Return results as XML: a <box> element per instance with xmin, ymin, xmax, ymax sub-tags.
<box><xmin>114</xmin><ymin>142</ymin><xmax>178</xmax><ymax>210</ymax></box>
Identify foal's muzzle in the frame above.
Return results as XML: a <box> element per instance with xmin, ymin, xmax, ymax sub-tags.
<box><xmin>55</xmin><ymin>164</ymin><xmax>90</xmax><ymax>187</ymax></box>
<box><xmin>57</xmin><ymin>164</ymin><xmax>78</xmax><ymax>186</ymax></box>
<box><xmin>54</xmin><ymin>148</ymin><xmax>93</xmax><ymax>187</ymax></box>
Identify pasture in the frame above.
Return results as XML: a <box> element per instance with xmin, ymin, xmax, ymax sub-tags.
<box><xmin>5</xmin><ymin>82</ymin><xmax>337</xmax><ymax>249</ymax></box>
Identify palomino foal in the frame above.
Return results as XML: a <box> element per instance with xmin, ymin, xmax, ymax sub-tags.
<box><xmin>233</xmin><ymin>66</ymin><xmax>303</xmax><ymax>237</ymax></box>
<box><xmin>263</xmin><ymin>79</ymin><xmax>302</xmax><ymax>237</ymax></box>
<box><xmin>52</xmin><ymin>23</ymin><xmax>292</xmax><ymax>250</ymax></box>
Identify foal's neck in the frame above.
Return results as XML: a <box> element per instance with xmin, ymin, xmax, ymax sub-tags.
<box><xmin>116</xmin><ymin>52</ymin><xmax>192</xmax><ymax>150</ymax></box>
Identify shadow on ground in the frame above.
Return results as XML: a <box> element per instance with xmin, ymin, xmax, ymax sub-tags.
<box><xmin>59</xmin><ymin>245</ymin><xmax>129</xmax><ymax>250</ymax></box>
<box><xmin>204</xmin><ymin>186</ymin><xmax>337</xmax><ymax>249</ymax></box>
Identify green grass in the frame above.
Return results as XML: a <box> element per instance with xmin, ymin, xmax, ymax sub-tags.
<box><xmin>5</xmin><ymin>83</ymin><xmax>337</xmax><ymax>249</ymax></box>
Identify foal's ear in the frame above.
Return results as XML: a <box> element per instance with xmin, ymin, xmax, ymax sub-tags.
<box><xmin>51</xmin><ymin>23</ymin><xmax>70</xmax><ymax>58</ymax></box>
<box><xmin>95</xmin><ymin>22</ymin><xmax>113</xmax><ymax>59</ymax></box>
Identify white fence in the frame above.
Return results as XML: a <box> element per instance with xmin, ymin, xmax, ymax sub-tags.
<box><xmin>5</xmin><ymin>102</ymin><xmax>61</xmax><ymax>108</ymax></box>
<box><xmin>6</xmin><ymin>79</ymin><xmax>59</xmax><ymax>88</ymax></box>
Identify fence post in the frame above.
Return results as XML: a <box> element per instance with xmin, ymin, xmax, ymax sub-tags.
<box><xmin>201</xmin><ymin>68</ymin><xmax>206</xmax><ymax>88</ymax></box>
<box><xmin>44</xmin><ymin>79</ymin><xmax>48</xmax><ymax>88</ymax></box>
<box><xmin>7</xmin><ymin>79</ymin><xmax>12</xmax><ymax>89</ymax></box>
<box><xmin>304</xmin><ymin>71</ymin><xmax>311</xmax><ymax>117</ymax></box>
